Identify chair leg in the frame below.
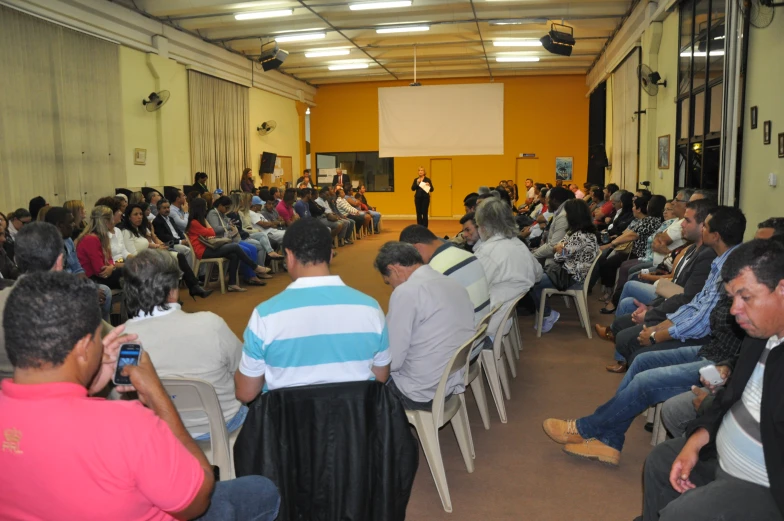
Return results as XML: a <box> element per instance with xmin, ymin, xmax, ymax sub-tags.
<box><xmin>218</xmin><ymin>261</ymin><xmax>227</xmax><ymax>295</ymax></box>
<box><xmin>453</xmin><ymin>396</ymin><xmax>476</xmax><ymax>472</ymax></box>
<box><xmin>511</xmin><ymin>315</ymin><xmax>522</xmax><ymax>359</ymax></box>
<box><xmin>652</xmin><ymin>402</ymin><xmax>667</xmax><ymax>446</ymax></box>
<box><xmin>411</xmin><ymin>414</ymin><xmax>453</xmax><ymax>513</ymax></box>
<box><xmin>497</xmin><ymin>356</ymin><xmax>511</xmax><ymax>400</ymax></box>
<box><xmin>503</xmin><ymin>335</ymin><xmax>517</xmax><ymax>378</ymax></box>
<box><xmin>563</xmin><ymin>296</ymin><xmax>571</xmax><ymax>309</ymax></box>
<box><xmin>203</xmin><ymin>264</ymin><xmax>214</xmax><ymax>292</ymax></box>
<box><xmin>480</xmin><ymin>351</ymin><xmax>507</xmax><ymax>423</ymax></box>
<box><xmin>469</xmin><ymin>363</ymin><xmax>491</xmax><ymax>430</ymax></box>
<box><xmin>574</xmin><ymin>291</ymin><xmax>592</xmax><ymax>339</ymax></box>
<box><xmin>536</xmin><ymin>291</ymin><xmax>548</xmax><ymax>338</ymax></box>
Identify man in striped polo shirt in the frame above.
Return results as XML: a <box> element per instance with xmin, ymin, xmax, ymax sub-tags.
<box><xmin>640</xmin><ymin>238</ymin><xmax>784</xmax><ymax>521</ymax></box>
<box><xmin>234</xmin><ymin>219</ymin><xmax>390</xmax><ymax>403</ymax></box>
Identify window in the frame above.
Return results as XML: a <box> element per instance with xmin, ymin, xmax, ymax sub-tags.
<box><xmin>676</xmin><ymin>0</ymin><xmax>725</xmax><ymax>191</ymax></box>
<box><xmin>315</xmin><ymin>152</ymin><xmax>394</xmax><ymax>192</ymax></box>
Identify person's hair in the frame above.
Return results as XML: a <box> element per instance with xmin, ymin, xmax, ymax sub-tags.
<box><xmin>36</xmin><ymin>206</ymin><xmax>51</xmax><ymax>222</ymax></box>
<box><xmin>636</xmin><ymin>189</ymin><xmax>652</xmax><ymax>199</ymax></box>
<box><xmin>591</xmin><ymin>187</ymin><xmax>603</xmax><ymax>201</ymax></box>
<box><xmin>686</xmin><ymin>198</ymin><xmax>717</xmax><ymax>224</ymax></box>
<box><xmin>303</xmin><ymin>169</ymin><xmax>310</xmax><ymax>175</ymax></box>
<box><xmin>477</xmin><ymin>186</ymin><xmax>490</xmax><ymax>195</ymax></box>
<box><xmin>123</xmin><ymin>249</ymin><xmax>181</xmax><ymax>318</ymax></box>
<box><xmin>29</xmin><ymin>196</ymin><xmax>47</xmax><ymax>221</ymax></box>
<box><xmin>120</xmin><ymin>203</ymin><xmax>148</xmax><ymax>238</ymax></box>
<box><xmin>758</xmin><ymin>217</ymin><xmax>784</xmax><ymax>236</ymax></box>
<box><xmin>298</xmin><ymin>187</ymin><xmax>310</xmax><ymax>199</ymax></box>
<box><xmin>200</xmin><ymin>192</ymin><xmax>213</xmax><ymax>208</ymax></box>
<box><xmin>237</xmin><ymin>192</ymin><xmax>253</xmax><ymax>220</ymax></box>
<box><xmin>283</xmin><ymin>188</ymin><xmax>297</xmax><ymax>204</ymax></box>
<box><xmin>539</xmin><ymin>188</ymin><xmax>549</xmax><ymax>201</ymax></box>
<box><xmin>475</xmin><ymin>198</ymin><xmax>518</xmax><ymax>239</ymax></box>
<box><xmin>374</xmin><ymin>241</ymin><xmax>424</xmax><ymax>276</ymax></box>
<box><xmin>678</xmin><ymin>188</ymin><xmax>695</xmax><ymax>201</ymax></box>
<box><xmin>11</xmin><ymin>208</ymin><xmax>31</xmax><ymax>222</ymax></box>
<box><xmin>282</xmin><ymin>218</ymin><xmax>333</xmax><ymax>266</ymax></box>
<box><xmin>186</xmin><ymin>190</ymin><xmax>200</xmax><ymax>204</ymax></box>
<box><xmin>616</xmin><ymin>191</ymin><xmax>633</xmax><ymax>215</ymax></box>
<box><xmin>476</xmin><ymin>193</ymin><xmax>492</xmax><ymax>203</ymax></box>
<box><xmin>495</xmin><ymin>186</ymin><xmax>512</xmax><ymax>206</ymax></box>
<box><xmin>606</xmin><ymin>183</ymin><xmax>619</xmax><ymax>195</ymax></box>
<box><xmin>145</xmin><ymin>191</ymin><xmax>162</xmax><ymax>204</ymax></box>
<box><xmin>721</xmin><ymin>238</ymin><xmax>784</xmax><ymax>291</ymax></box>
<box><xmin>129</xmin><ymin>191</ymin><xmax>144</xmax><ymax>205</ymax></box>
<box><xmin>563</xmin><ymin>199</ymin><xmax>596</xmax><ymax>234</ymax></box>
<box><xmin>633</xmin><ymin>196</ymin><xmax>650</xmax><ymax>214</ymax></box>
<box><xmin>464</xmin><ymin>195</ymin><xmax>478</xmax><ymax>209</ymax></box>
<box><xmin>258</xmin><ymin>187</ymin><xmax>271</xmax><ymax>202</ymax></box>
<box><xmin>14</xmin><ymin>222</ymin><xmax>64</xmax><ymax>273</ymax></box>
<box><xmin>213</xmin><ymin>195</ymin><xmax>232</xmax><ymax>209</ymax></box>
<box><xmin>156</xmin><ymin>197</ymin><xmax>170</xmax><ymax>210</ymax></box>
<box><xmin>4</xmin><ymin>272</ymin><xmax>102</xmax><ymax>369</ymax></box>
<box><xmin>227</xmin><ymin>193</ymin><xmax>242</xmax><ymax>215</ymax></box>
<box><xmin>269</xmin><ymin>187</ymin><xmax>279</xmax><ymax>199</ymax></box>
<box><xmin>489</xmin><ymin>189</ymin><xmax>501</xmax><ymax>199</ymax></box>
<box><xmin>547</xmin><ymin>186</ymin><xmax>574</xmax><ymax>209</ymax></box>
<box><xmin>460</xmin><ymin>211</ymin><xmax>476</xmax><ymax>225</ymax></box>
<box><xmin>692</xmin><ymin>188</ymin><xmax>717</xmax><ymax>202</ymax></box>
<box><xmin>318</xmin><ymin>186</ymin><xmax>330</xmax><ymax>197</ymax></box>
<box><xmin>94</xmin><ymin>196</ymin><xmax>121</xmax><ymax>214</ymax></box>
<box><xmin>647</xmin><ymin>195</ymin><xmax>667</xmax><ymax>218</ymax></box>
<box><xmin>242</xmin><ymin>167</ymin><xmax>252</xmax><ymax>179</ymax></box>
<box><xmin>76</xmin><ymin>206</ymin><xmax>113</xmax><ymax>259</ymax></box>
<box><xmin>187</xmin><ymin>197</ymin><xmax>209</xmax><ymax>228</ymax></box>
<box><xmin>706</xmin><ymin>206</ymin><xmax>746</xmax><ymax>247</ymax></box>
<box><xmin>526</xmin><ymin>178</ymin><xmax>533</xmax><ymax>183</ymax></box>
<box><xmin>44</xmin><ymin>206</ymin><xmax>70</xmax><ymax>228</ymax></box>
<box><xmin>399</xmin><ymin>224</ymin><xmax>439</xmax><ymax>245</ymax></box>
<box><xmin>194</xmin><ymin>171</ymin><xmax>208</xmax><ymax>184</ymax></box>
<box><xmin>609</xmin><ymin>189</ymin><xmax>626</xmax><ymax>204</ymax></box>
<box><xmin>63</xmin><ymin>200</ymin><xmax>85</xmax><ymax>222</ymax></box>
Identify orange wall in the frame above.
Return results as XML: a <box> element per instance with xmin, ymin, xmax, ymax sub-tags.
<box><xmin>311</xmin><ymin>75</ymin><xmax>589</xmax><ymax>216</ymax></box>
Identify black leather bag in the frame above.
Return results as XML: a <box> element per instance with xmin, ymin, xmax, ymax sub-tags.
<box><xmin>545</xmin><ymin>262</ymin><xmax>575</xmax><ymax>291</ymax></box>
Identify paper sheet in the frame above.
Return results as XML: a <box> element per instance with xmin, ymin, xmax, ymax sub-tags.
<box><xmin>418</xmin><ymin>181</ymin><xmax>431</xmax><ymax>194</ymax></box>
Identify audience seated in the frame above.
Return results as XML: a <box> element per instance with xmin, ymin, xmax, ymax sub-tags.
<box><xmin>0</xmin><ymin>217</ymin><xmax>19</xmax><ymax>284</ymax></box>
<box><xmin>322</xmin><ymin>187</ymin><xmax>357</xmax><ymax>241</ymax></box>
<box><xmin>335</xmin><ymin>187</ymin><xmax>372</xmax><ymax>235</ymax></box>
<box><xmin>276</xmin><ymin>188</ymin><xmax>300</xmax><ymax>227</ymax></box>
<box><xmin>373</xmin><ymin>241</ymin><xmax>475</xmax><ymax>409</ymax></box>
<box><xmin>152</xmin><ymin>197</ymin><xmax>193</xmax><ymax>261</ymax></box>
<box><xmin>6</xmin><ymin>208</ymin><xmax>31</xmax><ymax>244</ymax></box>
<box><xmin>354</xmin><ymin>184</ymin><xmax>381</xmax><ymax>233</ymax></box>
<box><xmin>123</xmin><ymin>249</ymin><xmax>244</xmax><ymax>438</ymax></box>
<box><xmin>293</xmin><ymin>188</ymin><xmax>312</xmax><ymax>218</ymax></box>
<box><xmin>95</xmin><ymin>196</ymin><xmax>131</xmax><ymax>263</ymax></box>
<box><xmin>64</xmin><ymin>199</ymin><xmax>87</xmax><ymax>240</ymax></box>
<box><xmin>640</xmin><ymin>239</ymin><xmax>784</xmax><ymax>521</ymax></box>
<box><xmin>207</xmin><ymin>196</ymin><xmax>269</xmax><ymax>285</ymax></box>
<box><xmin>0</xmin><ymin>271</ymin><xmax>280</xmax><ymax>520</ymax></box>
<box><xmin>569</xmin><ymin>184</ymin><xmax>585</xmax><ymax>199</ymax></box>
<box><xmin>234</xmin><ymin>218</ymin><xmax>390</xmax><ymax>403</ymax></box>
<box><xmin>533</xmin><ymin>199</ymin><xmax>600</xmax><ymax>332</ymax></box>
<box><xmin>754</xmin><ymin>217</ymin><xmax>784</xmax><ymax>239</ymax></box>
<box><xmin>458</xmin><ymin>212</ymin><xmax>480</xmax><ymax>253</ymax></box>
<box><xmin>310</xmin><ymin>187</ymin><xmax>347</xmax><ymax>244</ymax></box>
<box><xmin>145</xmin><ymin>190</ymin><xmax>162</xmax><ymax>220</ymax></box>
<box><xmin>235</xmin><ymin>194</ymin><xmax>284</xmax><ymax>263</ymax></box>
<box><xmin>250</xmin><ymin>197</ymin><xmax>288</xmax><ymax>249</ymax></box>
<box><xmin>532</xmin><ymin>187</ymin><xmax>574</xmax><ymax>262</ymax></box>
<box><xmin>76</xmin><ymin>205</ymin><xmax>124</xmax><ymax>289</ymax></box>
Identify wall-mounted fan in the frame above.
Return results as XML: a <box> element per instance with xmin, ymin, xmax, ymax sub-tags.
<box><xmin>142</xmin><ymin>91</ymin><xmax>170</xmax><ymax>112</ymax></box>
<box><xmin>748</xmin><ymin>0</ymin><xmax>775</xmax><ymax>28</ymax></box>
<box><xmin>638</xmin><ymin>64</ymin><xmax>667</xmax><ymax>96</ymax></box>
<box><xmin>257</xmin><ymin>120</ymin><xmax>277</xmax><ymax>136</ymax></box>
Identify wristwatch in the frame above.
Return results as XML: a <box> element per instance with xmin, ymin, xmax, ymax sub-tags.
<box><xmin>649</xmin><ymin>331</ymin><xmax>657</xmax><ymax>345</ymax></box>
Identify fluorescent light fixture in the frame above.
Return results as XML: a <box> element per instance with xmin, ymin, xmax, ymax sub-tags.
<box><xmin>493</xmin><ymin>39</ymin><xmax>542</xmax><ymax>47</ymax></box>
<box><xmin>235</xmin><ymin>9</ymin><xmax>293</xmax><ymax>20</ymax></box>
<box><xmin>714</xmin><ymin>35</ymin><xmax>725</xmax><ymax>39</ymax></box>
<box><xmin>489</xmin><ymin>18</ymin><xmax>548</xmax><ymax>26</ymax></box>
<box><xmin>350</xmin><ymin>0</ymin><xmax>412</xmax><ymax>10</ymax></box>
<box><xmin>272</xmin><ymin>27</ymin><xmax>324</xmax><ymax>34</ymax></box>
<box><xmin>275</xmin><ymin>32</ymin><xmax>327</xmax><ymax>43</ymax></box>
<box><xmin>680</xmin><ymin>50</ymin><xmax>725</xmax><ymax>57</ymax></box>
<box><xmin>376</xmin><ymin>25</ymin><xmax>430</xmax><ymax>33</ymax></box>
<box><xmin>495</xmin><ymin>56</ymin><xmax>540</xmax><ymax>62</ymax></box>
<box><xmin>305</xmin><ymin>49</ymin><xmax>351</xmax><ymax>58</ymax></box>
<box><xmin>329</xmin><ymin>62</ymin><xmax>370</xmax><ymax>70</ymax></box>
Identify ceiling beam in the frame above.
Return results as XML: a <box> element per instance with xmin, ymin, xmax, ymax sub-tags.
<box><xmin>469</xmin><ymin>0</ymin><xmax>492</xmax><ymax>80</ymax></box>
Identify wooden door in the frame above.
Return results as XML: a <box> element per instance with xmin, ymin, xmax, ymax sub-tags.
<box><xmin>430</xmin><ymin>158</ymin><xmax>452</xmax><ymax>217</ymax></box>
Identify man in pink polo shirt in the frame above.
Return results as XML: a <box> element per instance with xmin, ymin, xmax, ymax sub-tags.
<box><xmin>276</xmin><ymin>188</ymin><xmax>299</xmax><ymax>227</ymax></box>
<box><xmin>0</xmin><ymin>271</ymin><xmax>279</xmax><ymax>521</ymax></box>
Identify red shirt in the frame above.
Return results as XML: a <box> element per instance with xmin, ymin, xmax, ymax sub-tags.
<box><xmin>186</xmin><ymin>220</ymin><xmax>216</xmax><ymax>260</ymax></box>
<box><xmin>276</xmin><ymin>200</ymin><xmax>295</xmax><ymax>224</ymax></box>
<box><xmin>76</xmin><ymin>234</ymin><xmax>113</xmax><ymax>278</ymax></box>
<box><xmin>0</xmin><ymin>380</ymin><xmax>204</xmax><ymax>521</ymax></box>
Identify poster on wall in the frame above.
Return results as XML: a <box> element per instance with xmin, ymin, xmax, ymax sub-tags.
<box><xmin>555</xmin><ymin>157</ymin><xmax>573</xmax><ymax>181</ymax></box>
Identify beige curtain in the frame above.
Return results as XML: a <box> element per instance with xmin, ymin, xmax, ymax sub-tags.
<box><xmin>610</xmin><ymin>51</ymin><xmax>640</xmax><ymax>190</ymax></box>
<box><xmin>0</xmin><ymin>5</ymin><xmax>124</xmax><ymax>211</ymax></box>
<box><xmin>188</xmin><ymin>71</ymin><xmax>250</xmax><ymax>193</ymax></box>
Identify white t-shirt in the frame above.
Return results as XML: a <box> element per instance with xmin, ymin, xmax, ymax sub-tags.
<box><xmin>527</xmin><ymin>187</ymin><xmax>536</xmax><ymax>200</ymax></box>
<box><xmin>108</xmin><ymin>230</ymin><xmax>130</xmax><ymax>262</ymax></box>
<box><xmin>653</xmin><ymin>218</ymin><xmax>687</xmax><ymax>265</ymax></box>
<box><xmin>249</xmin><ymin>210</ymin><xmax>267</xmax><ymax>233</ymax></box>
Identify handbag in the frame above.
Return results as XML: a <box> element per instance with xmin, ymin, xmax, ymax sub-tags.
<box><xmin>544</xmin><ymin>262</ymin><xmax>575</xmax><ymax>291</ymax></box>
<box><xmin>198</xmin><ymin>236</ymin><xmax>232</xmax><ymax>250</ymax></box>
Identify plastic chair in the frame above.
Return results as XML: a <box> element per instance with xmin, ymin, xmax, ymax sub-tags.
<box><xmin>160</xmin><ymin>377</ymin><xmax>234</xmax><ymax>480</ymax></box>
<box><xmin>185</xmin><ymin>236</ymin><xmax>229</xmax><ymax>294</ymax></box>
<box><xmin>466</xmin><ymin>304</ymin><xmax>501</xmax><ymax>431</ymax></box>
<box><xmin>650</xmin><ymin>402</ymin><xmax>668</xmax><ymax>446</ymax></box>
<box><xmin>406</xmin><ymin>324</ymin><xmax>486</xmax><ymax>513</ymax></box>
<box><xmin>536</xmin><ymin>254</ymin><xmax>601</xmax><ymax>339</ymax></box>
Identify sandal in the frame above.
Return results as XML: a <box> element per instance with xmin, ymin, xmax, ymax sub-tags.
<box><xmin>227</xmin><ymin>285</ymin><xmax>247</xmax><ymax>293</ymax></box>
<box><xmin>268</xmin><ymin>252</ymin><xmax>284</xmax><ymax>259</ymax></box>
<box><xmin>257</xmin><ymin>273</ymin><xmax>273</xmax><ymax>279</ymax></box>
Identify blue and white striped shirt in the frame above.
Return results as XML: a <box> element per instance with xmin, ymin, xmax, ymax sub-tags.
<box><xmin>667</xmin><ymin>245</ymin><xmax>737</xmax><ymax>341</ymax></box>
<box><xmin>239</xmin><ymin>275</ymin><xmax>391</xmax><ymax>391</ymax></box>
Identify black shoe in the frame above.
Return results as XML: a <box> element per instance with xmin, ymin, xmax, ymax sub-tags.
<box><xmin>189</xmin><ymin>285</ymin><xmax>213</xmax><ymax>300</ymax></box>
<box><xmin>644</xmin><ymin>422</ymin><xmax>654</xmax><ymax>433</ymax></box>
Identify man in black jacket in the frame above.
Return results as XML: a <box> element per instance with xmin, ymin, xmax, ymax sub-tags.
<box><xmin>331</xmin><ymin>168</ymin><xmax>351</xmax><ymax>189</ymax></box>
<box><xmin>640</xmin><ymin>238</ymin><xmax>784</xmax><ymax>521</ymax></box>
<box><xmin>151</xmin><ymin>199</ymin><xmax>193</xmax><ymax>267</ymax></box>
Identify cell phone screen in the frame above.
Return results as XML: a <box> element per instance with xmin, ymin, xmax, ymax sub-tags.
<box><xmin>113</xmin><ymin>344</ymin><xmax>142</xmax><ymax>385</ymax></box>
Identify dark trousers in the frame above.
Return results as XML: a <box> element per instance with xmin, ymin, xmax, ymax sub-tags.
<box><xmin>386</xmin><ymin>377</ymin><xmax>432</xmax><ymax>411</ymax></box>
<box><xmin>91</xmin><ymin>267</ymin><xmax>123</xmax><ymax>290</ymax></box>
<box><xmin>175</xmin><ymin>251</ymin><xmax>199</xmax><ymax>290</ymax></box>
<box><xmin>415</xmin><ymin>196</ymin><xmax>430</xmax><ymax>228</ymax></box>
<box><xmin>642</xmin><ymin>437</ymin><xmax>782</xmax><ymax>521</ymax></box>
<box><xmin>202</xmin><ymin>243</ymin><xmax>258</xmax><ymax>285</ymax></box>
<box><xmin>599</xmin><ymin>251</ymin><xmax>635</xmax><ymax>287</ymax></box>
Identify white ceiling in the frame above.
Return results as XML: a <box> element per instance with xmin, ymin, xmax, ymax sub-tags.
<box><xmin>110</xmin><ymin>0</ymin><xmax>632</xmax><ymax>85</ymax></box>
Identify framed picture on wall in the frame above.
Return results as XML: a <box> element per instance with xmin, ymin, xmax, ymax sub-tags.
<box><xmin>778</xmin><ymin>133</ymin><xmax>784</xmax><ymax>158</ymax></box>
<box><xmin>134</xmin><ymin>148</ymin><xmax>147</xmax><ymax>165</ymax></box>
<box><xmin>751</xmin><ymin>106</ymin><xmax>758</xmax><ymax>129</ymax></box>
<box><xmin>764</xmin><ymin>121</ymin><xmax>772</xmax><ymax>145</ymax></box>
<box><xmin>657</xmin><ymin>135</ymin><xmax>670</xmax><ymax>169</ymax></box>
<box><xmin>555</xmin><ymin>157</ymin><xmax>573</xmax><ymax>181</ymax></box>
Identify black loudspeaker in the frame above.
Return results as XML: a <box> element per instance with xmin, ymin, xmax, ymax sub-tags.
<box><xmin>260</xmin><ymin>42</ymin><xmax>289</xmax><ymax>72</ymax></box>
<box><xmin>260</xmin><ymin>152</ymin><xmax>277</xmax><ymax>174</ymax></box>
<box><xmin>540</xmin><ymin>23</ymin><xmax>575</xmax><ymax>57</ymax></box>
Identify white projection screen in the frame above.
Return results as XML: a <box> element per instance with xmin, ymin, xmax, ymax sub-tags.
<box><xmin>378</xmin><ymin>83</ymin><xmax>504</xmax><ymax>157</ymax></box>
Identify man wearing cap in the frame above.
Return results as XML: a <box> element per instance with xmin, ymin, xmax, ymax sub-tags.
<box><xmin>248</xmin><ymin>196</ymin><xmax>286</xmax><ymax>249</ymax></box>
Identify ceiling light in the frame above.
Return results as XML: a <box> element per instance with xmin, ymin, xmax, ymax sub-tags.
<box><xmin>329</xmin><ymin>62</ymin><xmax>370</xmax><ymax>70</ymax></box>
<box><xmin>350</xmin><ymin>0</ymin><xmax>412</xmax><ymax>10</ymax></box>
<box><xmin>496</xmin><ymin>56</ymin><xmax>540</xmax><ymax>62</ymax></box>
<box><xmin>235</xmin><ymin>9</ymin><xmax>293</xmax><ymax>20</ymax></box>
<box><xmin>306</xmin><ymin>107</ymin><xmax>311</xmax><ymax>114</ymax></box>
<box><xmin>272</xmin><ymin>27</ymin><xmax>324</xmax><ymax>34</ymax></box>
<box><xmin>305</xmin><ymin>49</ymin><xmax>351</xmax><ymax>58</ymax></box>
<box><xmin>275</xmin><ymin>32</ymin><xmax>327</xmax><ymax>43</ymax></box>
<box><xmin>492</xmin><ymin>39</ymin><xmax>542</xmax><ymax>47</ymax></box>
<box><xmin>489</xmin><ymin>18</ymin><xmax>548</xmax><ymax>26</ymax></box>
<box><xmin>681</xmin><ymin>50</ymin><xmax>725</xmax><ymax>57</ymax></box>
<box><xmin>376</xmin><ymin>25</ymin><xmax>430</xmax><ymax>34</ymax></box>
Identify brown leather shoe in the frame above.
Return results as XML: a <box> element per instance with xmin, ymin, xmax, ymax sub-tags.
<box><xmin>605</xmin><ymin>361</ymin><xmax>628</xmax><ymax>373</ymax></box>
<box><xmin>563</xmin><ymin>439</ymin><xmax>621</xmax><ymax>466</ymax></box>
<box><xmin>542</xmin><ymin>419</ymin><xmax>585</xmax><ymax>445</ymax></box>
<box><xmin>594</xmin><ymin>324</ymin><xmax>615</xmax><ymax>343</ymax></box>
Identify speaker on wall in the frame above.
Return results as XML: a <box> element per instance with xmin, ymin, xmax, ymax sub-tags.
<box><xmin>260</xmin><ymin>152</ymin><xmax>277</xmax><ymax>174</ymax></box>
<box><xmin>259</xmin><ymin>41</ymin><xmax>288</xmax><ymax>72</ymax></box>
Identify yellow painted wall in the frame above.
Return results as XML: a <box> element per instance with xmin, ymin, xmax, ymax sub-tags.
<box><xmin>311</xmin><ymin>76</ymin><xmax>589</xmax><ymax>216</ymax></box>
<box><xmin>739</xmin><ymin>12</ymin><xmax>784</xmax><ymax>239</ymax></box>
<box><xmin>249</xmin><ymin>88</ymin><xmax>302</xmax><ymax>187</ymax></box>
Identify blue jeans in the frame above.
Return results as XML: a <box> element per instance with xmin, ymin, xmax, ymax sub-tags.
<box><xmin>617</xmin><ymin>280</ymin><xmax>658</xmax><ymax>316</ymax></box>
<box><xmin>238</xmin><ymin>241</ymin><xmax>259</xmax><ymax>281</ymax></box>
<box><xmin>194</xmin><ymin>475</ymin><xmax>280</xmax><ymax>521</ymax></box>
<box><xmin>96</xmin><ymin>283</ymin><xmax>111</xmax><ymax>322</ymax></box>
<box><xmin>194</xmin><ymin>405</ymin><xmax>248</xmax><ymax>442</ymax></box>
<box><xmin>368</xmin><ymin>210</ymin><xmax>381</xmax><ymax>232</ymax></box>
<box><xmin>576</xmin><ymin>345</ymin><xmax>708</xmax><ymax>451</ymax></box>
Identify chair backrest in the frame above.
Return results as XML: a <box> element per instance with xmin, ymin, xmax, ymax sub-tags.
<box><xmin>160</xmin><ymin>377</ymin><xmax>231</xmax><ymax>480</ymax></box>
<box><xmin>183</xmin><ymin>235</ymin><xmax>198</xmax><ymax>267</ymax></box>
<box><xmin>491</xmin><ymin>293</ymin><xmax>526</xmax><ymax>356</ymax></box>
<box><xmin>432</xmin><ymin>324</ymin><xmax>487</xmax><ymax>428</ymax></box>
<box><xmin>472</xmin><ymin>303</ymin><xmax>501</xmax><ymax>354</ymax></box>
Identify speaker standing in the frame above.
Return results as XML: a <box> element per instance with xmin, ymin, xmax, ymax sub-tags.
<box><xmin>411</xmin><ymin>167</ymin><xmax>433</xmax><ymax>228</ymax></box>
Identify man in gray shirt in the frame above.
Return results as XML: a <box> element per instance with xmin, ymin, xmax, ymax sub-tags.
<box><xmin>374</xmin><ymin>242</ymin><xmax>475</xmax><ymax>410</ymax></box>
<box><xmin>533</xmin><ymin>186</ymin><xmax>573</xmax><ymax>262</ymax></box>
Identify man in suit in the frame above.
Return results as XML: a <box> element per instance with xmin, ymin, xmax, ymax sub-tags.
<box><xmin>152</xmin><ymin>198</ymin><xmax>193</xmax><ymax>267</ymax></box>
<box><xmin>532</xmin><ymin>187</ymin><xmax>573</xmax><ymax>263</ymax></box>
<box><xmin>332</xmin><ymin>168</ymin><xmax>351</xmax><ymax>189</ymax></box>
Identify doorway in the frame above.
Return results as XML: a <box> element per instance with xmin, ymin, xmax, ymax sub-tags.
<box><xmin>429</xmin><ymin>158</ymin><xmax>452</xmax><ymax>217</ymax></box>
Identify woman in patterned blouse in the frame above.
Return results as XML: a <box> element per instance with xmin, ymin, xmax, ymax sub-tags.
<box><xmin>533</xmin><ymin>199</ymin><xmax>600</xmax><ymax>333</ymax></box>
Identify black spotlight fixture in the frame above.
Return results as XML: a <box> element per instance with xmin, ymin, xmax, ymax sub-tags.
<box><xmin>259</xmin><ymin>41</ymin><xmax>289</xmax><ymax>72</ymax></box>
<box><xmin>540</xmin><ymin>23</ymin><xmax>575</xmax><ymax>57</ymax></box>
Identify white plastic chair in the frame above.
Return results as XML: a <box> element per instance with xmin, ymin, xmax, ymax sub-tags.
<box><xmin>185</xmin><ymin>236</ymin><xmax>229</xmax><ymax>295</ymax></box>
<box><xmin>536</xmin><ymin>254</ymin><xmax>601</xmax><ymax>339</ymax></box>
<box><xmin>160</xmin><ymin>377</ymin><xmax>236</xmax><ymax>480</ymax></box>
<box><xmin>406</xmin><ymin>324</ymin><xmax>486</xmax><ymax>513</ymax></box>
<box><xmin>466</xmin><ymin>304</ymin><xmax>501</xmax><ymax>431</ymax></box>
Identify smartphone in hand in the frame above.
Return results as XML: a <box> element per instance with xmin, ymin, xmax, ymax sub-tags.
<box><xmin>698</xmin><ymin>364</ymin><xmax>725</xmax><ymax>387</ymax></box>
<box><xmin>113</xmin><ymin>344</ymin><xmax>143</xmax><ymax>385</ymax></box>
